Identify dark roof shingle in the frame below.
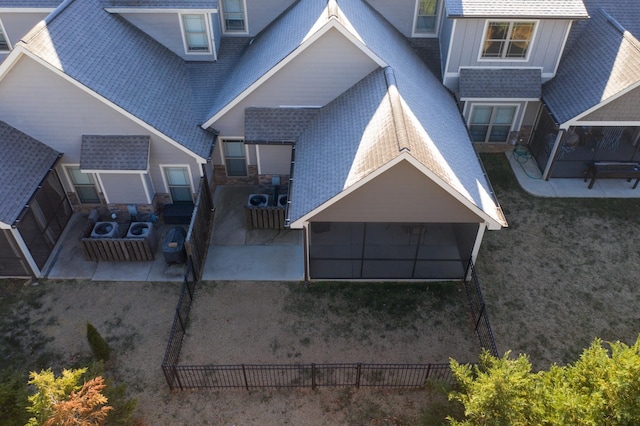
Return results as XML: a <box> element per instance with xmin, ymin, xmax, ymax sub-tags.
<box><xmin>80</xmin><ymin>135</ymin><xmax>150</xmax><ymax>171</ymax></box>
<box><xmin>0</xmin><ymin>122</ymin><xmax>60</xmax><ymax>225</ymax></box>
<box><xmin>460</xmin><ymin>69</ymin><xmax>541</xmax><ymax>99</ymax></box>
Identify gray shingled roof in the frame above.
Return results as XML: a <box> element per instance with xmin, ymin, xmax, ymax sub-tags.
<box><xmin>543</xmin><ymin>8</ymin><xmax>640</xmax><ymax>124</ymax></box>
<box><xmin>245</xmin><ymin>108</ymin><xmax>321</xmax><ymax>143</ymax></box>
<box><xmin>18</xmin><ymin>0</ymin><xmax>213</xmax><ymax>158</ymax></box>
<box><xmin>0</xmin><ymin>121</ymin><xmax>60</xmax><ymax>225</ymax></box>
<box><xmin>0</xmin><ymin>1</ymin><xmax>61</xmax><ymax>7</ymax></box>
<box><xmin>581</xmin><ymin>0</ymin><xmax>640</xmax><ymax>40</ymax></box>
<box><xmin>444</xmin><ymin>0</ymin><xmax>589</xmax><ymax>18</ymax></box>
<box><xmin>460</xmin><ymin>69</ymin><xmax>541</xmax><ymax>99</ymax></box>
<box><xmin>288</xmin><ymin>0</ymin><xmax>506</xmax><ymax>227</ymax></box>
<box><xmin>101</xmin><ymin>0</ymin><xmax>216</xmax><ymax>8</ymax></box>
<box><xmin>80</xmin><ymin>135</ymin><xmax>150</xmax><ymax>171</ymax></box>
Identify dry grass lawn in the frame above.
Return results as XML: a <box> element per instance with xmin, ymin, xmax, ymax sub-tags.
<box><xmin>2</xmin><ymin>153</ymin><xmax>640</xmax><ymax>424</ymax></box>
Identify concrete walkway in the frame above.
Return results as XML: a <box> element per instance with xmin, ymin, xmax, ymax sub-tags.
<box><xmin>507</xmin><ymin>148</ymin><xmax>640</xmax><ymax>198</ymax></box>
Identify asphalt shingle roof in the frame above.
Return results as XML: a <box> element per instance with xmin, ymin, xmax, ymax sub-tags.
<box><xmin>80</xmin><ymin>135</ymin><xmax>150</xmax><ymax>171</ymax></box>
<box><xmin>101</xmin><ymin>0</ymin><xmax>216</xmax><ymax>8</ymax></box>
<box><xmin>19</xmin><ymin>0</ymin><xmax>214</xmax><ymax>158</ymax></box>
<box><xmin>245</xmin><ymin>108</ymin><xmax>321</xmax><ymax>143</ymax></box>
<box><xmin>543</xmin><ymin>8</ymin><xmax>640</xmax><ymax>123</ymax></box>
<box><xmin>287</xmin><ymin>0</ymin><xmax>506</xmax><ymax>227</ymax></box>
<box><xmin>0</xmin><ymin>121</ymin><xmax>60</xmax><ymax>225</ymax></box>
<box><xmin>0</xmin><ymin>1</ymin><xmax>61</xmax><ymax>7</ymax></box>
<box><xmin>444</xmin><ymin>0</ymin><xmax>589</xmax><ymax>18</ymax></box>
<box><xmin>460</xmin><ymin>69</ymin><xmax>541</xmax><ymax>99</ymax></box>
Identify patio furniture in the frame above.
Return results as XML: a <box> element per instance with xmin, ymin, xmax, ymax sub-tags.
<box><xmin>584</xmin><ymin>161</ymin><xmax>640</xmax><ymax>189</ymax></box>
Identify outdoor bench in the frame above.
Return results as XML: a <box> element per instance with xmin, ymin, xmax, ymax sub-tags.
<box><xmin>583</xmin><ymin>161</ymin><xmax>640</xmax><ymax>189</ymax></box>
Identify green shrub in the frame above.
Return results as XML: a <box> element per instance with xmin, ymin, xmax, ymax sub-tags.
<box><xmin>86</xmin><ymin>323</ymin><xmax>111</xmax><ymax>362</ymax></box>
<box><xmin>0</xmin><ymin>369</ymin><xmax>30</xmax><ymax>426</ymax></box>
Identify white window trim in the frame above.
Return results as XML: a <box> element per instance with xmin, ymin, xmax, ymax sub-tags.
<box><xmin>467</xmin><ymin>103</ymin><xmax>521</xmax><ymax>143</ymax></box>
<box><xmin>62</xmin><ymin>164</ymin><xmax>102</xmax><ymax>204</ymax></box>
<box><xmin>477</xmin><ymin>20</ymin><xmax>538</xmax><ymax>63</ymax></box>
<box><xmin>160</xmin><ymin>165</ymin><xmax>195</xmax><ymax>203</ymax></box>
<box><xmin>221</xmin><ymin>138</ymin><xmax>248</xmax><ymax>177</ymax></box>
<box><xmin>220</xmin><ymin>0</ymin><xmax>249</xmax><ymax>35</ymax></box>
<box><xmin>179</xmin><ymin>13</ymin><xmax>213</xmax><ymax>55</ymax></box>
<box><xmin>411</xmin><ymin>0</ymin><xmax>443</xmax><ymax>38</ymax></box>
<box><xmin>0</xmin><ymin>18</ymin><xmax>12</xmax><ymax>52</ymax></box>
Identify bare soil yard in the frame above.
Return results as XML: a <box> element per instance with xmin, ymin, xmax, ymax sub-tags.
<box><xmin>2</xmin><ymin>154</ymin><xmax>640</xmax><ymax>424</ymax></box>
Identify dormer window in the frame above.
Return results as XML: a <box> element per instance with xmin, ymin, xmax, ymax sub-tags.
<box><xmin>221</xmin><ymin>0</ymin><xmax>247</xmax><ymax>33</ymax></box>
<box><xmin>481</xmin><ymin>21</ymin><xmax>536</xmax><ymax>60</ymax></box>
<box><xmin>0</xmin><ymin>19</ymin><xmax>10</xmax><ymax>51</ymax></box>
<box><xmin>413</xmin><ymin>0</ymin><xmax>440</xmax><ymax>36</ymax></box>
<box><xmin>180</xmin><ymin>14</ymin><xmax>211</xmax><ymax>53</ymax></box>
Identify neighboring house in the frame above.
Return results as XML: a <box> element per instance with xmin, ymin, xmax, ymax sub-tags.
<box><xmin>5</xmin><ymin>0</ymin><xmax>632</xmax><ymax>280</ymax></box>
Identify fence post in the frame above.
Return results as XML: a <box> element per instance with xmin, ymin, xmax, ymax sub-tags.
<box><xmin>425</xmin><ymin>364</ymin><xmax>432</xmax><ymax>383</ymax></box>
<box><xmin>356</xmin><ymin>363</ymin><xmax>361</xmax><ymax>388</ymax></box>
<box><xmin>176</xmin><ymin>308</ymin><xmax>186</xmax><ymax>333</ymax></box>
<box><xmin>242</xmin><ymin>364</ymin><xmax>249</xmax><ymax>391</ymax></box>
<box><xmin>173</xmin><ymin>365</ymin><xmax>183</xmax><ymax>391</ymax></box>
<box><xmin>475</xmin><ymin>303</ymin><xmax>485</xmax><ymax>331</ymax></box>
<box><xmin>311</xmin><ymin>363</ymin><xmax>316</xmax><ymax>390</ymax></box>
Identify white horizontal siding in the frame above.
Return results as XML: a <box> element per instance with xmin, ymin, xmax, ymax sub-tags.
<box><xmin>366</xmin><ymin>0</ymin><xmax>417</xmax><ymax>37</ymax></box>
<box><xmin>257</xmin><ymin>145</ymin><xmax>291</xmax><ymax>175</ymax></box>
<box><xmin>99</xmin><ymin>173</ymin><xmax>147</xmax><ymax>204</ymax></box>
<box><xmin>245</xmin><ymin>0</ymin><xmax>297</xmax><ymax>36</ymax></box>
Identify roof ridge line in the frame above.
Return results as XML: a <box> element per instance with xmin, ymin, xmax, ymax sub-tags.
<box><xmin>383</xmin><ymin>67</ymin><xmax>410</xmax><ymax>153</ymax></box>
<box><xmin>21</xmin><ymin>0</ymin><xmax>75</xmax><ymax>45</ymax></box>
<box><xmin>600</xmin><ymin>8</ymin><xmax>640</xmax><ymax>54</ymax></box>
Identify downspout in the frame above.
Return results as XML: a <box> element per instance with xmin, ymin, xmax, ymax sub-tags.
<box><xmin>542</xmin><ymin>128</ymin><xmax>566</xmax><ymax>180</ymax></box>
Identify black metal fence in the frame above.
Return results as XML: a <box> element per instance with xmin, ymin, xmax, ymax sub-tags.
<box><xmin>161</xmin><ymin>256</ymin><xmax>498</xmax><ymax>390</ymax></box>
<box><xmin>161</xmin><ymin>258</ymin><xmax>196</xmax><ymax>389</ymax></box>
<box><xmin>463</xmin><ymin>260</ymin><xmax>499</xmax><ymax>357</ymax></box>
<box><xmin>163</xmin><ymin>362</ymin><xmax>453</xmax><ymax>391</ymax></box>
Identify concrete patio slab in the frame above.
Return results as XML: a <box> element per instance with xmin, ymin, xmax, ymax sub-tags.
<box><xmin>202</xmin><ymin>245</ymin><xmax>304</xmax><ymax>281</ymax></box>
<box><xmin>506</xmin><ymin>150</ymin><xmax>640</xmax><ymax>198</ymax></box>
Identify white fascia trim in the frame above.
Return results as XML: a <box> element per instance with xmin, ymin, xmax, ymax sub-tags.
<box><xmin>201</xmin><ymin>19</ymin><xmax>386</xmax><ymax>129</ymax></box>
<box><xmin>460</xmin><ymin>97</ymin><xmax>539</xmax><ymax>102</ymax></box>
<box><xmin>563</xmin><ymin>81</ymin><xmax>640</xmax><ymax>126</ymax></box>
<box><xmin>566</xmin><ymin>120</ymin><xmax>640</xmax><ymax>128</ymax></box>
<box><xmin>13</xmin><ymin>47</ymin><xmax>207</xmax><ymax>164</ymax></box>
<box><xmin>10</xmin><ymin>228</ymin><xmax>40</xmax><ymax>277</ymax></box>
<box><xmin>0</xmin><ymin>8</ymin><xmax>55</xmax><ymax>13</ymax></box>
<box><xmin>0</xmin><ymin>221</ymin><xmax>10</xmax><ymax>229</ymax></box>
<box><xmin>290</xmin><ymin>154</ymin><xmax>503</xmax><ymax>229</ymax></box>
<box><xmin>105</xmin><ymin>8</ymin><xmax>217</xmax><ymax>14</ymax></box>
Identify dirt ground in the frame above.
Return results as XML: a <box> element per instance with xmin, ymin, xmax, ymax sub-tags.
<box><xmin>4</xmin><ymin>154</ymin><xmax>640</xmax><ymax>424</ymax></box>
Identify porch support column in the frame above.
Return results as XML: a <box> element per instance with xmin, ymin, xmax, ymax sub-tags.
<box><xmin>10</xmin><ymin>227</ymin><xmax>41</xmax><ymax>278</ymax></box>
<box><xmin>303</xmin><ymin>222</ymin><xmax>310</xmax><ymax>283</ymax></box>
<box><xmin>468</xmin><ymin>223</ymin><xmax>486</xmax><ymax>280</ymax></box>
<box><xmin>542</xmin><ymin>128</ymin><xmax>566</xmax><ymax>180</ymax></box>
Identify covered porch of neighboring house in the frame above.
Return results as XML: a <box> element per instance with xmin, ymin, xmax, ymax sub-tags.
<box><xmin>529</xmin><ymin>107</ymin><xmax>640</xmax><ymax>180</ymax></box>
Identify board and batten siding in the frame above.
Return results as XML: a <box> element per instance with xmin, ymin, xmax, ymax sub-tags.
<box><xmin>444</xmin><ymin>19</ymin><xmax>571</xmax><ymax>90</ymax></box>
<box><xmin>98</xmin><ymin>173</ymin><xmax>149</xmax><ymax>204</ymax></box>
<box><xmin>365</xmin><ymin>0</ymin><xmax>419</xmax><ymax>37</ymax></box>
<box><xmin>212</xmin><ymin>28</ymin><xmax>379</xmax><ymax>136</ymax></box>
<box><xmin>256</xmin><ymin>145</ymin><xmax>292</xmax><ymax>175</ymax></box>
<box><xmin>244</xmin><ymin>0</ymin><xmax>297</xmax><ymax>36</ymax></box>
<box><xmin>578</xmin><ymin>86</ymin><xmax>640</xmax><ymax>123</ymax></box>
<box><xmin>119</xmin><ymin>12</ymin><xmax>216</xmax><ymax>62</ymax></box>
<box><xmin>0</xmin><ymin>56</ymin><xmax>201</xmax><ymax>201</ymax></box>
<box><xmin>309</xmin><ymin>160</ymin><xmax>483</xmax><ymax>223</ymax></box>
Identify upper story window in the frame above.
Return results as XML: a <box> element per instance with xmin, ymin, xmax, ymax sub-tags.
<box><xmin>481</xmin><ymin>21</ymin><xmax>536</xmax><ymax>60</ymax></box>
<box><xmin>221</xmin><ymin>0</ymin><xmax>247</xmax><ymax>33</ymax></box>
<box><xmin>181</xmin><ymin>14</ymin><xmax>211</xmax><ymax>53</ymax></box>
<box><xmin>0</xmin><ymin>19</ymin><xmax>11</xmax><ymax>51</ymax></box>
<box><xmin>414</xmin><ymin>0</ymin><xmax>440</xmax><ymax>35</ymax></box>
